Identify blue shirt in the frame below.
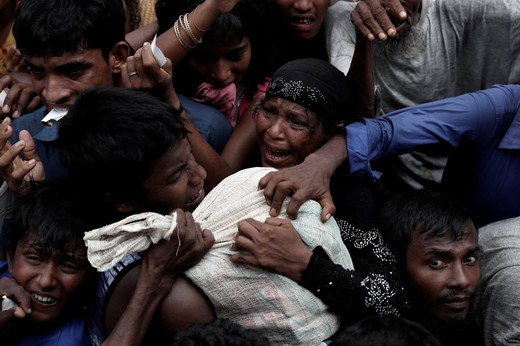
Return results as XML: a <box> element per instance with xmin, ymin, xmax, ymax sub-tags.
<box><xmin>346</xmin><ymin>84</ymin><xmax>520</xmax><ymax>226</ymax></box>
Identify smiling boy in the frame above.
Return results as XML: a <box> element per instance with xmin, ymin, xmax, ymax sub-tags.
<box><xmin>0</xmin><ymin>180</ymin><xmax>96</xmax><ymax>345</ymax></box>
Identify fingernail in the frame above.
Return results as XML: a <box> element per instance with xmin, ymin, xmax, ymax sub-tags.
<box><xmin>27</xmin><ymin>159</ymin><xmax>36</xmax><ymax>165</ymax></box>
<box><xmin>387</xmin><ymin>28</ymin><xmax>396</xmax><ymax>37</ymax></box>
<box><xmin>269</xmin><ymin>208</ymin><xmax>277</xmax><ymax>217</ymax></box>
<box><xmin>144</xmin><ymin>42</ymin><xmax>150</xmax><ymax>47</ymax></box>
<box><xmin>378</xmin><ymin>32</ymin><xmax>387</xmax><ymax>40</ymax></box>
<box><xmin>2</xmin><ymin>105</ymin><xmax>10</xmax><ymax>113</ymax></box>
<box><xmin>325</xmin><ymin>213</ymin><xmax>331</xmax><ymax>221</ymax></box>
<box><xmin>15</xmin><ymin>140</ymin><xmax>24</xmax><ymax>147</ymax></box>
<box><xmin>12</xmin><ymin>110</ymin><xmax>19</xmax><ymax>118</ymax></box>
<box><xmin>399</xmin><ymin>11</ymin><xmax>407</xmax><ymax>19</ymax></box>
<box><xmin>367</xmin><ymin>33</ymin><xmax>375</xmax><ymax>41</ymax></box>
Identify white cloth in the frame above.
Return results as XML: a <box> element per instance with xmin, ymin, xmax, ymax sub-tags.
<box><xmin>84</xmin><ymin>167</ymin><xmax>353</xmax><ymax>345</ymax></box>
<box><xmin>84</xmin><ymin>212</ymin><xmax>178</xmax><ymax>271</ymax></box>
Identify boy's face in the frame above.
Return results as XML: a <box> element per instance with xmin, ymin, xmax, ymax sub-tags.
<box><xmin>140</xmin><ymin>138</ymin><xmax>207</xmax><ymax>214</ymax></box>
<box><xmin>8</xmin><ymin>236</ymin><xmax>91</xmax><ymax>323</ymax></box>
<box><xmin>24</xmin><ymin>48</ymin><xmax>116</xmax><ymax>111</ymax></box>
<box><xmin>406</xmin><ymin>222</ymin><xmax>480</xmax><ymax>321</ymax></box>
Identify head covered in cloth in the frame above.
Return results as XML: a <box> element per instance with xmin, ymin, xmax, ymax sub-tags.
<box><xmin>264</xmin><ymin>58</ymin><xmax>354</xmax><ymax>135</ymax></box>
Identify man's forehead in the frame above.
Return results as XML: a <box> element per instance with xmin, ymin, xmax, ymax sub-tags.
<box><xmin>24</xmin><ymin>48</ymin><xmax>104</xmax><ymax>66</ymax></box>
<box><xmin>409</xmin><ymin>228</ymin><xmax>478</xmax><ymax>252</ymax></box>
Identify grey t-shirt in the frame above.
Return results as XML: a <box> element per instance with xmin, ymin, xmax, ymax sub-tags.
<box><xmin>326</xmin><ymin>0</ymin><xmax>520</xmax><ymax>187</ymax></box>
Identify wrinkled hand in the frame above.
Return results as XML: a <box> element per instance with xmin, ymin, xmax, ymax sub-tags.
<box><xmin>259</xmin><ymin>156</ymin><xmax>336</xmax><ymax>222</ymax></box>
<box><xmin>230</xmin><ymin>218</ymin><xmax>313</xmax><ymax>282</ymax></box>
<box><xmin>0</xmin><ymin>75</ymin><xmax>41</xmax><ymax>118</ymax></box>
<box><xmin>0</xmin><ymin>277</ymin><xmax>32</xmax><ymax>332</ymax></box>
<box><xmin>351</xmin><ymin>0</ymin><xmax>407</xmax><ymax>41</ymax></box>
<box><xmin>121</xmin><ymin>42</ymin><xmax>175</xmax><ymax>103</ymax></box>
<box><xmin>0</xmin><ymin>118</ymin><xmax>45</xmax><ymax>195</ymax></box>
<box><xmin>140</xmin><ymin>209</ymin><xmax>214</xmax><ymax>289</ymax></box>
<box><xmin>4</xmin><ymin>46</ymin><xmax>27</xmax><ymax>73</ymax></box>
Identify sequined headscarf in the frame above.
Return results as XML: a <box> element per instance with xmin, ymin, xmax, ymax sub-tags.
<box><xmin>265</xmin><ymin>58</ymin><xmax>353</xmax><ymax>133</ymax></box>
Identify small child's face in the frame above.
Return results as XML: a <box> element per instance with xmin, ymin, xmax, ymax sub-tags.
<box><xmin>8</xmin><ymin>235</ymin><xmax>91</xmax><ymax>323</ymax></box>
<box><xmin>187</xmin><ymin>37</ymin><xmax>252</xmax><ymax>89</ymax></box>
<box><xmin>406</xmin><ymin>222</ymin><xmax>480</xmax><ymax>321</ymax></box>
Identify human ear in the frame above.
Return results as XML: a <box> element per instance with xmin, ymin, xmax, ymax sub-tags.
<box><xmin>109</xmin><ymin>41</ymin><xmax>132</xmax><ymax>73</ymax></box>
<box><xmin>105</xmin><ymin>192</ymin><xmax>139</xmax><ymax>215</ymax></box>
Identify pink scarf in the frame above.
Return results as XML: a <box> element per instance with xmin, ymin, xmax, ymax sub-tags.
<box><xmin>193</xmin><ymin>82</ymin><xmax>237</xmax><ymax>125</ymax></box>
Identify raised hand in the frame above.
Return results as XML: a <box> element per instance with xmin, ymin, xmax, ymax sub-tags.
<box><xmin>0</xmin><ymin>119</ymin><xmax>45</xmax><ymax>196</ymax></box>
<box><xmin>351</xmin><ymin>0</ymin><xmax>407</xmax><ymax>41</ymax></box>
<box><xmin>0</xmin><ymin>75</ymin><xmax>41</xmax><ymax>118</ymax></box>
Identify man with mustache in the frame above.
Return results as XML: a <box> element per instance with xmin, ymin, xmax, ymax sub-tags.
<box><xmin>380</xmin><ymin>189</ymin><xmax>482</xmax><ymax>345</ymax></box>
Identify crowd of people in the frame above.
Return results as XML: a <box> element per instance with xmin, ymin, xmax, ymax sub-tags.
<box><xmin>0</xmin><ymin>0</ymin><xmax>518</xmax><ymax>345</ymax></box>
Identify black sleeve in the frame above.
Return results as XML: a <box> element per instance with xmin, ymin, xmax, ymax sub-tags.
<box><xmin>299</xmin><ymin>220</ymin><xmax>409</xmax><ymax>323</ymax></box>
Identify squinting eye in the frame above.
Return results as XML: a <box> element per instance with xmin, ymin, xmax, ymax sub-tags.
<box><xmin>288</xmin><ymin>118</ymin><xmax>311</xmax><ymax>131</ymax></box>
<box><xmin>261</xmin><ymin>107</ymin><xmax>276</xmax><ymax>118</ymax></box>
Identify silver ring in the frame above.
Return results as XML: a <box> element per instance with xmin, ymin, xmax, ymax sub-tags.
<box><xmin>128</xmin><ymin>71</ymin><xmax>138</xmax><ymax>77</ymax></box>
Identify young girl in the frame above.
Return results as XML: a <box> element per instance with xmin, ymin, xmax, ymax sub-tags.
<box><xmin>155</xmin><ymin>0</ymin><xmax>277</xmax><ymax>127</ymax></box>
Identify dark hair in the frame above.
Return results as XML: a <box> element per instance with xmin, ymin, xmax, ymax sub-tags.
<box><xmin>13</xmin><ymin>0</ymin><xmax>126</xmax><ymax>60</ymax></box>
<box><xmin>58</xmin><ymin>87</ymin><xmax>188</xmax><ymax>219</ymax></box>
<box><xmin>124</xmin><ymin>0</ymin><xmax>141</xmax><ymax>32</ymax></box>
<box><xmin>6</xmin><ymin>179</ymin><xmax>98</xmax><ymax>261</ymax></box>
<box><xmin>333</xmin><ymin>315</ymin><xmax>441</xmax><ymax>346</ymax></box>
<box><xmin>155</xmin><ymin>0</ymin><xmax>277</xmax><ymax>98</ymax></box>
<box><xmin>379</xmin><ymin>189</ymin><xmax>476</xmax><ymax>268</ymax></box>
<box><xmin>168</xmin><ymin>318</ymin><xmax>270</xmax><ymax>346</ymax></box>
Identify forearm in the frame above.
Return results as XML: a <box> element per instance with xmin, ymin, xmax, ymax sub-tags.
<box><xmin>125</xmin><ymin>22</ymin><xmax>159</xmax><ymax>51</ymax></box>
<box><xmin>305</xmin><ymin>133</ymin><xmax>348</xmax><ymax>176</ymax></box>
<box><xmin>157</xmin><ymin>0</ymin><xmax>228</xmax><ymax>66</ymax></box>
<box><xmin>101</xmin><ymin>270</ymin><xmax>175</xmax><ymax>346</ymax></box>
<box><xmin>346</xmin><ymin>30</ymin><xmax>375</xmax><ymax>119</ymax></box>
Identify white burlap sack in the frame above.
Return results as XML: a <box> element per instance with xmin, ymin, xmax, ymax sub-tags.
<box><xmin>84</xmin><ymin>167</ymin><xmax>353</xmax><ymax>345</ymax></box>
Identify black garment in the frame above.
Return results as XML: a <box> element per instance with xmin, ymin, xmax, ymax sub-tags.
<box><xmin>299</xmin><ymin>177</ymin><xmax>410</xmax><ymax>325</ymax></box>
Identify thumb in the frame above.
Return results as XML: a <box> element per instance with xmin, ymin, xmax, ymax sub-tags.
<box><xmin>201</xmin><ymin>229</ymin><xmax>215</xmax><ymax>253</ymax></box>
<box><xmin>319</xmin><ymin>192</ymin><xmax>336</xmax><ymax>223</ymax></box>
<box><xmin>18</xmin><ymin>130</ymin><xmax>40</xmax><ymax>162</ymax></box>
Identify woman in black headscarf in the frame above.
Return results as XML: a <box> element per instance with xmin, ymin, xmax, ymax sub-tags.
<box><xmin>226</xmin><ymin>58</ymin><xmax>410</xmax><ymax>331</ymax></box>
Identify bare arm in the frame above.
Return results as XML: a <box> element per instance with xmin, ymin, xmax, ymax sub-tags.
<box><xmin>220</xmin><ymin>97</ymin><xmax>261</xmax><ymax>173</ymax></box>
<box><xmin>156</xmin><ymin>0</ymin><xmax>240</xmax><ymax>67</ymax></box>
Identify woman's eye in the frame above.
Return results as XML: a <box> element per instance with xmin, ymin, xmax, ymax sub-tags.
<box><xmin>261</xmin><ymin>107</ymin><xmax>276</xmax><ymax>117</ymax></box>
<box><xmin>288</xmin><ymin>118</ymin><xmax>310</xmax><ymax>131</ymax></box>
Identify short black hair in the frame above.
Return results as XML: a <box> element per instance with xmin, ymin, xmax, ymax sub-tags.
<box><xmin>379</xmin><ymin>189</ymin><xmax>476</xmax><ymax>268</ymax></box>
<box><xmin>6</xmin><ymin>179</ymin><xmax>98</xmax><ymax>260</ymax></box>
<box><xmin>168</xmin><ymin>318</ymin><xmax>270</xmax><ymax>346</ymax></box>
<box><xmin>58</xmin><ymin>87</ymin><xmax>188</xmax><ymax>219</ymax></box>
<box><xmin>333</xmin><ymin>315</ymin><xmax>441</xmax><ymax>346</ymax></box>
<box><xmin>13</xmin><ymin>0</ymin><xmax>126</xmax><ymax>60</ymax></box>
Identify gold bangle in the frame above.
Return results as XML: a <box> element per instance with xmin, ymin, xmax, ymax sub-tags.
<box><xmin>173</xmin><ymin>19</ymin><xmax>196</xmax><ymax>50</ymax></box>
<box><xmin>181</xmin><ymin>14</ymin><xmax>202</xmax><ymax>45</ymax></box>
